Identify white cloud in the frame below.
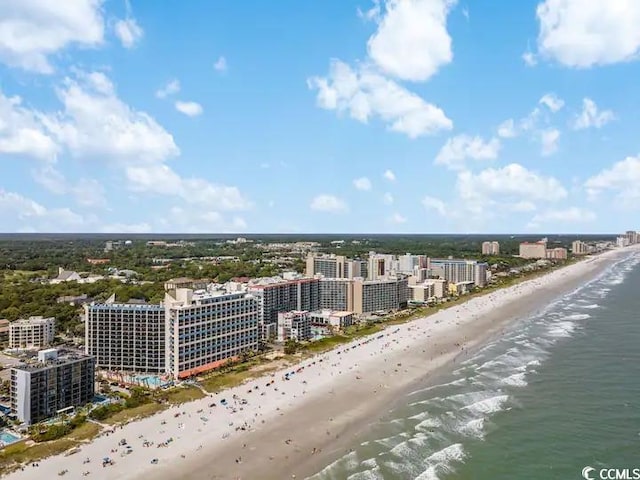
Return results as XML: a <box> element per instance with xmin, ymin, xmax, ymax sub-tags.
<box><xmin>511</xmin><ymin>201</ymin><xmax>537</xmax><ymax>212</ymax></box>
<box><xmin>0</xmin><ymin>0</ymin><xmax>104</xmax><ymax>73</ymax></box>
<box><xmin>457</xmin><ymin>163</ymin><xmax>568</xmax><ymax>204</ymax></box>
<box><xmin>158</xmin><ymin>207</ymin><xmax>247</xmax><ymax>233</ymax></box>
<box><xmin>0</xmin><ymin>189</ymin><xmax>86</xmax><ymax>232</ymax></box>
<box><xmin>0</xmin><ymin>91</ymin><xmax>58</xmax><ymax>161</ymax></box>
<box><xmin>357</xmin><ymin>0</ymin><xmax>382</xmax><ymax>22</ymax></box>
<box><xmin>572</xmin><ymin>98</ymin><xmax>614</xmax><ymax>130</ymax></box>
<box><xmin>353</xmin><ymin>177</ymin><xmax>372</xmax><ymax>191</ymax></box>
<box><xmin>389</xmin><ymin>213</ymin><xmax>407</xmax><ymax>224</ymax></box>
<box><xmin>383</xmin><ymin>192</ymin><xmax>394</xmax><ymax>205</ymax></box>
<box><xmin>367</xmin><ymin>0</ymin><xmax>456</xmax><ymax>81</ymax></box>
<box><xmin>522</xmin><ymin>51</ymin><xmax>537</xmax><ymax>66</ymax></box>
<box><xmin>310</xmin><ymin>194</ymin><xmax>348</xmax><ymax>213</ymax></box>
<box><xmin>175</xmin><ymin>101</ymin><xmax>203</xmax><ymax>117</ymax></box>
<box><xmin>540</xmin><ymin>128</ymin><xmax>560</xmax><ymax>156</ymax></box>
<box><xmin>529</xmin><ymin>207</ymin><xmax>596</xmax><ymax>226</ymax></box>
<box><xmin>435</xmin><ymin>134</ymin><xmax>500</xmax><ymax>170</ymax></box>
<box><xmin>156</xmin><ymin>79</ymin><xmax>181</xmax><ymax>99</ymax></box>
<box><xmin>539</xmin><ymin>93</ymin><xmax>564</xmax><ymax>112</ymax></box>
<box><xmin>308</xmin><ymin>59</ymin><xmax>452</xmax><ymax>138</ymax></box>
<box><xmin>31</xmin><ymin>166</ymin><xmax>67</xmax><ymax>195</ymax></box>
<box><xmin>72</xmin><ymin>179</ymin><xmax>107</xmax><ymax>207</ymax></box>
<box><xmin>125</xmin><ymin>164</ymin><xmax>251</xmax><ymax>211</ymax></box>
<box><xmin>584</xmin><ymin>156</ymin><xmax>640</xmax><ymax>208</ymax></box>
<box><xmin>100</xmin><ymin>222</ymin><xmax>152</xmax><ymax>233</ymax></box>
<box><xmin>214</xmin><ymin>56</ymin><xmax>228</xmax><ymax>72</ymax></box>
<box><xmin>42</xmin><ymin>70</ymin><xmax>179</xmax><ymax>164</ymax></box>
<box><xmin>535</xmin><ymin>0</ymin><xmax>640</xmax><ymax>68</ymax></box>
<box><xmin>497</xmin><ymin>119</ymin><xmax>517</xmax><ymax>138</ymax></box>
<box><xmin>422</xmin><ymin>195</ymin><xmax>446</xmax><ymax>216</ymax></box>
<box><xmin>383</xmin><ymin>169</ymin><xmax>396</xmax><ymax>181</ymax></box>
<box><xmin>114</xmin><ymin>17</ymin><xmax>143</xmax><ymax>48</ymax></box>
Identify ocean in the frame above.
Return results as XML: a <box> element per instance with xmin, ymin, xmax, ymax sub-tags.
<box><xmin>307</xmin><ymin>251</ymin><xmax>640</xmax><ymax>480</ymax></box>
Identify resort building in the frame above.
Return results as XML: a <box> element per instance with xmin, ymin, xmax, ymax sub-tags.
<box><xmin>397</xmin><ymin>254</ymin><xmax>429</xmax><ymax>274</ymax></box>
<box><xmin>430</xmin><ymin>259</ymin><xmax>488</xmax><ymax>287</ymax></box>
<box><xmin>352</xmin><ymin>276</ymin><xmax>409</xmax><ymax>314</ymax></box>
<box><xmin>50</xmin><ymin>267</ymin><xmax>82</xmax><ymax>284</ymax></box>
<box><xmin>84</xmin><ymin>300</ymin><xmax>166</xmax><ymax>374</ymax></box>
<box><xmin>481</xmin><ymin>241</ymin><xmax>500</xmax><ymax>255</ymax></box>
<box><xmin>9</xmin><ymin>316</ymin><xmax>55</xmax><ymax>350</ymax></box>
<box><xmin>519</xmin><ymin>241</ymin><xmax>548</xmax><ymax>259</ymax></box>
<box><xmin>164</xmin><ymin>288</ymin><xmax>259</xmax><ymax>379</ymax></box>
<box><xmin>164</xmin><ymin>277</ymin><xmax>209</xmax><ymax>292</ymax></box>
<box><xmin>546</xmin><ymin>247</ymin><xmax>568</xmax><ymax>260</ymax></box>
<box><xmin>410</xmin><ymin>279</ymin><xmax>448</xmax><ymax>302</ymax></box>
<box><xmin>309</xmin><ymin>310</ymin><xmax>354</xmax><ymax>330</ymax></box>
<box><xmin>367</xmin><ymin>253</ymin><xmax>397</xmax><ymax>280</ymax></box>
<box><xmin>10</xmin><ymin>349</ymin><xmax>95</xmax><ymax>425</ymax></box>
<box><xmin>277</xmin><ymin>311</ymin><xmax>311</xmax><ymax>342</ymax></box>
<box><xmin>572</xmin><ymin>240</ymin><xmax>590</xmax><ymax>255</ymax></box>
<box><xmin>319</xmin><ymin>278</ymin><xmax>354</xmax><ymax>311</ymax></box>
<box><xmin>247</xmin><ymin>277</ymin><xmax>320</xmax><ymax>325</ymax></box>
<box><xmin>306</xmin><ymin>253</ymin><xmax>347</xmax><ymax>278</ymax></box>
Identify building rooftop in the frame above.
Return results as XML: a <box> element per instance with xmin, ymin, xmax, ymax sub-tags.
<box><xmin>11</xmin><ymin>316</ymin><xmax>54</xmax><ymax>326</ymax></box>
<box><xmin>12</xmin><ymin>350</ymin><xmax>93</xmax><ymax>372</ymax></box>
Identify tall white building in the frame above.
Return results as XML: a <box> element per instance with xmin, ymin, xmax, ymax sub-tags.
<box><xmin>430</xmin><ymin>260</ymin><xmax>488</xmax><ymax>287</ymax></box>
<box><xmin>367</xmin><ymin>252</ymin><xmax>397</xmax><ymax>280</ymax></box>
<box><xmin>84</xmin><ymin>301</ymin><xmax>166</xmax><ymax>374</ymax></box>
<box><xmin>9</xmin><ymin>317</ymin><xmax>55</xmax><ymax>350</ymax></box>
<box><xmin>164</xmin><ymin>289</ymin><xmax>259</xmax><ymax>380</ymax></box>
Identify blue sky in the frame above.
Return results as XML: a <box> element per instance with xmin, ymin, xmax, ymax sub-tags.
<box><xmin>0</xmin><ymin>0</ymin><xmax>639</xmax><ymax>234</ymax></box>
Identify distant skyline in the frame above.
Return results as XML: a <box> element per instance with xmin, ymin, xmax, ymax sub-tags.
<box><xmin>1</xmin><ymin>0</ymin><xmax>639</xmax><ymax>234</ymax></box>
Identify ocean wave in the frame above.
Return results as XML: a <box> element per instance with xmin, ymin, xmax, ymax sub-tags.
<box><xmin>408</xmin><ymin>378</ymin><xmax>466</xmax><ymax>397</ymax></box>
<box><xmin>461</xmin><ymin>394</ymin><xmax>510</xmax><ymax>415</ymax></box>
<box><xmin>578</xmin><ymin>303</ymin><xmax>599</xmax><ymax>309</ymax></box>
<box><xmin>546</xmin><ymin>320</ymin><xmax>577</xmax><ymax>338</ymax></box>
<box><xmin>502</xmin><ymin>372</ymin><xmax>527</xmax><ymax>387</ymax></box>
<box><xmin>561</xmin><ymin>313</ymin><xmax>591</xmax><ymax>321</ymax></box>
<box><xmin>346</xmin><ymin>466</ymin><xmax>383</xmax><ymax>480</ymax></box>
<box><xmin>458</xmin><ymin>417</ymin><xmax>485</xmax><ymax>439</ymax></box>
<box><xmin>415</xmin><ymin>417</ymin><xmax>442</xmax><ymax>432</ymax></box>
<box><xmin>414</xmin><ymin>444</ymin><xmax>466</xmax><ymax>480</ymax></box>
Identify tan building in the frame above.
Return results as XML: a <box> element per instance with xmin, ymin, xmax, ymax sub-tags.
<box><xmin>481</xmin><ymin>241</ymin><xmax>500</xmax><ymax>255</ymax></box>
<box><xmin>309</xmin><ymin>310</ymin><xmax>354</xmax><ymax>330</ymax></box>
<box><xmin>9</xmin><ymin>316</ymin><xmax>55</xmax><ymax>350</ymax></box>
<box><xmin>277</xmin><ymin>311</ymin><xmax>311</xmax><ymax>342</ymax></box>
<box><xmin>546</xmin><ymin>247</ymin><xmax>568</xmax><ymax>260</ymax></box>
<box><xmin>306</xmin><ymin>254</ymin><xmax>348</xmax><ymax>278</ymax></box>
<box><xmin>519</xmin><ymin>241</ymin><xmax>547</xmax><ymax>259</ymax></box>
<box><xmin>572</xmin><ymin>240</ymin><xmax>588</xmax><ymax>255</ymax></box>
<box><xmin>164</xmin><ymin>277</ymin><xmax>209</xmax><ymax>291</ymax></box>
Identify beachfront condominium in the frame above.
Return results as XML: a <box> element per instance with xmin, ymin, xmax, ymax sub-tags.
<box><xmin>319</xmin><ymin>278</ymin><xmax>354</xmax><ymax>311</ymax></box>
<box><xmin>368</xmin><ymin>252</ymin><xmax>397</xmax><ymax>280</ymax></box>
<box><xmin>352</xmin><ymin>276</ymin><xmax>409</xmax><ymax>314</ymax></box>
<box><xmin>397</xmin><ymin>254</ymin><xmax>429</xmax><ymax>274</ymax></box>
<box><xmin>546</xmin><ymin>247</ymin><xmax>568</xmax><ymax>260</ymax></box>
<box><xmin>572</xmin><ymin>240</ymin><xmax>589</xmax><ymax>255</ymax></box>
<box><xmin>9</xmin><ymin>316</ymin><xmax>55</xmax><ymax>350</ymax></box>
<box><xmin>247</xmin><ymin>277</ymin><xmax>320</xmax><ymax>326</ymax></box>
<box><xmin>277</xmin><ymin>311</ymin><xmax>311</xmax><ymax>342</ymax></box>
<box><xmin>481</xmin><ymin>241</ymin><xmax>500</xmax><ymax>255</ymax></box>
<box><xmin>84</xmin><ymin>300</ymin><xmax>166</xmax><ymax>374</ymax></box>
<box><xmin>305</xmin><ymin>253</ymin><xmax>367</xmax><ymax>279</ymax></box>
<box><xmin>519</xmin><ymin>241</ymin><xmax>548</xmax><ymax>259</ymax></box>
<box><xmin>430</xmin><ymin>259</ymin><xmax>488</xmax><ymax>288</ymax></box>
<box><xmin>409</xmin><ymin>279</ymin><xmax>448</xmax><ymax>302</ymax></box>
<box><xmin>11</xmin><ymin>349</ymin><xmax>95</xmax><ymax>425</ymax></box>
<box><xmin>164</xmin><ymin>289</ymin><xmax>259</xmax><ymax>379</ymax></box>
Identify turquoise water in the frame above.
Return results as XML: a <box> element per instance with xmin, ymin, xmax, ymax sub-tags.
<box><xmin>308</xmin><ymin>252</ymin><xmax>640</xmax><ymax>480</ymax></box>
<box><xmin>0</xmin><ymin>430</ymin><xmax>20</xmax><ymax>445</ymax></box>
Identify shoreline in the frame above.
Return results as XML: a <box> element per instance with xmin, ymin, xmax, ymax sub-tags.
<box><xmin>3</xmin><ymin>248</ymin><xmax>634</xmax><ymax>480</ymax></box>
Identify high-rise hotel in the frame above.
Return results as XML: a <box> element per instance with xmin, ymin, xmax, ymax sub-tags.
<box><xmin>164</xmin><ymin>289</ymin><xmax>259</xmax><ymax>379</ymax></box>
<box><xmin>84</xmin><ymin>298</ymin><xmax>166</xmax><ymax>373</ymax></box>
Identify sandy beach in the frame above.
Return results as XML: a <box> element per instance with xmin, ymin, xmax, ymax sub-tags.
<box><xmin>3</xmin><ymin>247</ymin><xmax>633</xmax><ymax>480</ymax></box>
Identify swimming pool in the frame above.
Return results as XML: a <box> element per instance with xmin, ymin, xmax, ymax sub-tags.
<box><xmin>0</xmin><ymin>430</ymin><xmax>20</xmax><ymax>446</ymax></box>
